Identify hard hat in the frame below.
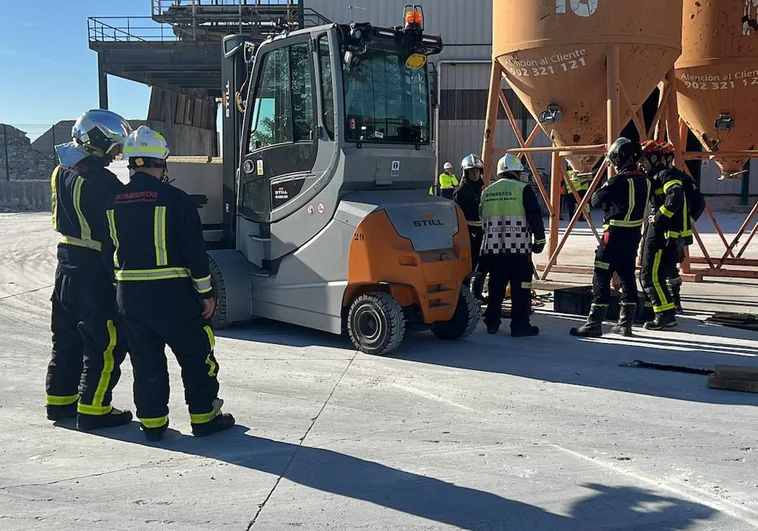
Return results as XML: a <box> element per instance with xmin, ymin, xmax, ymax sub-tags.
<box><xmin>497</xmin><ymin>154</ymin><xmax>524</xmax><ymax>176</ymax></box>
<box><xmin>444</xmin><ymin>161</ymin><xmax>454</xmax><ymax>170</ymax></box>
<box><xmin>124</xmin><ymin>126</ymin><xmax>171</xmax><ymax>169</ymax></box>
<box><xmin>461</xmin><ymin>154</ymin><xmax>484</xmax><ymax>172</ymax></box>
<box><xmin>55</xmin><ymin>109</ymin><xmax>133</xmax><ymax>168</ymax></box>
<box><xmin>658</xmin><ymin>141</ymin><xmax>676</xmax><ymax>155</ymax></box>
<box><xmin>607</xmin><ymin>137</ymin><xmax>641</xmax><ymax>171</ymax></box>
<box><xmin>640</xmin><ymin>139</ymin><xmax>662</xmax><ymax>154</ymax></box>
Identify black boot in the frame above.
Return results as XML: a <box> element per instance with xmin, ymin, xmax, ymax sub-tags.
<box><xmin>512</xmin><ymin>323</ymin><xmax>539</xmax><ymax>337</ymax></box>
<box><xmin>610</xmin><ymin>302</ymin><xmax>636</xmax><ymax>337</ymax></box>
<box><xmin>644</xmin><ymin>310</ymin><xmax>678</xmax><ymax>330</ymax></box>
<box><xmin>46</xmin><ymin>402</ymin><xmax>78</xmax><ymax>421</ymax></box>
<box><xmin>192</xmin><ymin>413</ymin><xmax>236</xmax><ymax>437</ymax></box>
<box><xmin>142</xmin><ymin>421</ymin><xmax>170</xmax><ymax>442</ymax></box>
<box><xmin>570</xmin><ymin>304</ymin><xmax>607</xmax><ymax>337</ymax></box>
<box><xmin>77</xmin><ymin>407</ymin><xmax>133</xmax><ymax>432</ymax></box>
<box><xmin>671</xmin><ymin>284</ymin><xmax>683</xmax><ymax>314</ymax></box>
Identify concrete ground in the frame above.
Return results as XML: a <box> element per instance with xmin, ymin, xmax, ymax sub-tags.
<box><xmin>1</xmin><ymin>212</ymin><xmax>757</xmax><ymax>530</ymax></box>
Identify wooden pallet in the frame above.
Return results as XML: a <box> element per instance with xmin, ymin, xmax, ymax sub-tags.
<box><xmin>707</xmin><ymin>365</ymin><xmax>758</xmax><ymax>394</ymax></box>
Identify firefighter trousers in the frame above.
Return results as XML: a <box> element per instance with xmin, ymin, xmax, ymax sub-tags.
<box><xmin>592</xmin><ymin>228</ymin><xmax>640</xmax><ymax>307</ymax></box>
<box><xmin>639</xmin><ymin>228</ymin><xmax>677</xmax><ymax>314</ymax></box>
<box><xmin>467</xmin><ymin>226</ymin><xmax>485</xmax><ymax>298</ymax></box>
<box><xmin>484</xmin><ymin>254</ymin><xmax>533</xmax><ymax>330</ymax></box>
<box><xmin>120</xmin><ymin>314</ymin><xmax>220</xmax><ymax>429</ymax></box>
<box><xmin>46</xmin><ymin>263</ymin><xmax>127</xmax><ymax>415</ymax></box>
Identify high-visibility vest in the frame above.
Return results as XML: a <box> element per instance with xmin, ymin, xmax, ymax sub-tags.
<box><xmin>481</xmin><ymin>178</ymin><xmax>531</xmax><ymax>255</ymax></box>
<box><xmin>439</xmin><ymin>173</ymin><xmax>459</xmax><ymax>189</ymax></box>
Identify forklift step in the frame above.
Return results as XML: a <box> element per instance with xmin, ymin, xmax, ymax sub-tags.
<box><xmin>250</xmin><ymin>235</ymin><xmax>271</xmax><ymax>243</ymax></box>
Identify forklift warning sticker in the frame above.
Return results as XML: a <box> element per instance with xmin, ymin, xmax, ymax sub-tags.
<box><xmin>307</xmin><ymin>204</ymin><xmax>315</xmax><ymax>216</ymax></box>
<box><xmin>257</xmin><ymin>160</ymin><xmax>264</xmax><ymax>176</ymax></box>
<box><xmin>391</xmin><ymin>161</ymin><xmax>401</xmax><ymax>178</ymax></box>
<box><xmin>317</xmin><ymin>203</ymin><xmax>325</xmax><ymax>215</ymax></box>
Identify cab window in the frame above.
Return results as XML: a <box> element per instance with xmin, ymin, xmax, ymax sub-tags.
<box><xmin>318</xmin><ymin>34</ymin><xmax>335</xmax><ymax>139</ymax></box>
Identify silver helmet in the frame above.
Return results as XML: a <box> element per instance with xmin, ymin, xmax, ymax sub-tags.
<box><xmin>55</xmin><ymin>109</ymin><xmax>133</xmax><ymax>168</ymax></box>
<box><xmin>461</xmin><ymin>154</ymin><xmax>484</xmax><ymax>172</ymax></box>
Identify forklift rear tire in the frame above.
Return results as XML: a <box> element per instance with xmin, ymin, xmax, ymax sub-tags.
<box><xmin>208</xmin><ymin>257</ymin><xmax>229</xmax><ymax>330</ymax></box>
<box><xmin>348</xmin><ymin>292</ymin><xmax>406</xmax><ymax>356</ymax></box>
<box><xmin>431</xmin><ymin>286</ymin><xmax>479</xmax><ymax>341</ymax></box>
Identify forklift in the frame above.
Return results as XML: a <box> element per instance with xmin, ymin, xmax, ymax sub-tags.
<box><xmin>177</xmin><ymin>6</ymin><xmax>479</xmax><ymax>355</ymax></box>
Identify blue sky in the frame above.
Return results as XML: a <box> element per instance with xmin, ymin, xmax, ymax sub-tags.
<box><xmin>0</xmin><ymin>1</ymin><xmax>153</xmax><ymax>140</ymax></box>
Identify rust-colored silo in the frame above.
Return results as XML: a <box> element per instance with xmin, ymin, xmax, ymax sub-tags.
<box><xmin>676</xmin><ymin>2</ymin><xmax>758</xmax><ymax>177</ymax></box>
<box><xmin>493</xmin><ymin>0</ymin><xmax>682</xmax><ymax>171</ymax></box>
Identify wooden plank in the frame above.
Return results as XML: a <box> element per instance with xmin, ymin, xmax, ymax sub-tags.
<box><xmin>707</xmin><ymin>373</ymin><xmax>758</xmax><ymax>394</ymax></box>
<box><xmin>715</xmin><ymin>365</ymin><xmax>758</xmax><ymax>382</ymax></box>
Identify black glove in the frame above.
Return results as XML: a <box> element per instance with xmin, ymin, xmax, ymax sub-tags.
<box><xmin>533</xmin><ymin>242</ymin><xmax>545</xmax><ymax>254</ymax></box>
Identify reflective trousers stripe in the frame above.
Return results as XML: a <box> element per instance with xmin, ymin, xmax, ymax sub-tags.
<box><xmin>190</xmin><ymin>399</ymin><xmax>223</xmax><ymax>425</ymax></box>
<box><xmin>78</xmin><ymin>320</ymin><xmax>117</xmax><ymax>415</ymax></box>
<box><xmin>651</xmin><ymin>249</ymin><xmax>675</xmax><ymax>313</ymax></box>
<box><xmin>115</xmin><ymin>268</ymin><xmax>190</xmax><ymax>281</ymax></box>
<box><xmin>595</xmin><ymin>260</ymin><xmax>610</xmax><ymax>270</ymax></box>
<box><xmin>46</xmin><ymin>394</ymin><xmax>78</xmax><ymax>406</ymax></box>
<box><xmin>521</xmin><ymin>282</ymin><xmax>532</xmax><ymax>289</ymax></box>
<box><xmin>203</xmin><ymin>326</ymin><xmax>217</xmax><ymax>377</ymax></box>
<box><xmin>466</xmin><ymin>221</ymin><xmax>483</xmax><ymax>227</ymax></box>
<box><xmin>608</xmin><ymin>219</ymin><xmax>644</xmax><ymax>228</ymax></box>
<box><xmin>61</xmin><ymin>235</ymin><xmax>102</xmax><ymax>252</ymax></box>
<box><xmin>73</xmin><ymin>177</ymin><xmax>92</xmax><ymax>242</ymax></box>
<box><xmin>140</xmin><ymin>416</ymin><xmax>169</xmax><ymax>429</ymax></box>
<box><xmin>106</xmin><ymin>209</ymin><xmax>120</xmax><ymax>268</ymax></box>
<box><xmin>154</xmin><ymin>206</ymin><xmax>168</xmax><ymax>266</ymax></box>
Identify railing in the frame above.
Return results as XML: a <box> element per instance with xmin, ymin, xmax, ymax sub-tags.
<box><xmin>88</xmin><ymin>17</ymin><xmax>178</xmax><ymax>43</ymax></box>
<box><xmin>152</xmin><ymin>0</ymin><xmax>300</xmax><ymax>18</ymax></box>
<box><xmin>301</xmin><ymin>7</ymin><xmax>332</xmax><ymax>27</ymax></box>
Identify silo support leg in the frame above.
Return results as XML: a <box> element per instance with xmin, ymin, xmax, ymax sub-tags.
<box><xmin>481</xmin><ymin>62</ymin><xmax>503</xmax><ymax>186</ymax></box>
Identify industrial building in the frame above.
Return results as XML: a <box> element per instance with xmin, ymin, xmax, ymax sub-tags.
<box><xmin>86</xmin><ymin>0</ymin><xmax>756</xmax><ymax>208</ymax></box>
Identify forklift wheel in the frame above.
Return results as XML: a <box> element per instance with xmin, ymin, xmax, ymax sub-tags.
<box><xmin>208</xmin><ymin>257</ymin><xmax>229</xmax><ymax>330</ymax></box>
<box><xmin>431</xmin><ymin>286</ymin><xmax>479</xmax><ymax>341</ymax></box>
<box><xmin>348</xmin><ymin>292</ymin><xmax>406</xmax><ymax>356</ymax></box>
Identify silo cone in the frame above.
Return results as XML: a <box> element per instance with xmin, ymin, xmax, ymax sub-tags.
<box><xmin>676</xmin><ymin>2</ymin><xmax>758</xmax><ymax>178</ymax></box>
<box><xmin>493</xmin><ymin>0</ymin><xmax>682</xmax><ymax>172</ymax></box>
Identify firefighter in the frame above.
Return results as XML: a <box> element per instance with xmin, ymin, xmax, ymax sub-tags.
<box><xmin>46</xmin><ymin>109</ymin><xmax>133</xmax><ymax>430</ymax></box>
<box><xmin>638</xmin><ymin>140</ymin><xmax>690</xmax><ymax>330</ymax></box>
<box><xmin>480</xmin><ymin>154</ymin><xmax>546</xmax><ymax>337</ymax></box>
<box><xmin>658</xmin><ymin>141</ymin><xmax>706</xmax><ymax>314</ymax></box>
<box><xmin>570</xmin><ymin>138</ymin><xmax>649</xmax><ymax>338</ymax></box>
<box><xmin>102</xmin><ymin>125</ymin><xmax>234</xmax><ymax>441</ymax></box>
<box><xmin>453</xmin><ymin>154</ymin><xmax>486</xmax><ymax>300</ymax></box>
<box><xmin>438</xmin><ymin>161</ymin><xmax>459</xmax><ymax>200</ymax></box>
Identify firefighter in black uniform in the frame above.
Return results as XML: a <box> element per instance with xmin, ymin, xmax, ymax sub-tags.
<box><xmin>102</xmin><ymin>126</ymin><xmax>234</xmax><ymax>441</ymax></box>
<box><xmin>453</xmin><ymin>154</ymin><xmax>486</xmax><ymax>301</ymax></box>
<box><xmin>46</xmin><ymin>109</ymin><xmax>133</xmax><ymax>430</ymax></box>
<box><xmin>480</xmin><ymin>154</ymin><xmax>546</xmax><ymax>337</ymax></box>
<box><xmin>658</xmin><ymin>141</ymin><xmax>705</xmax><ymax>314</ymax></box>
<box><xmin>571</xmin><ymin>138</ymin><xmax>650</xmax><ymax>338</ymax></box>
<box><xmin>638</xmin><ymin>140</ymin><xmax>690</xmax><ymax>330</ymax></box>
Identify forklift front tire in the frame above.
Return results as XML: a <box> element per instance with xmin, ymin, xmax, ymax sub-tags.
<box><xmin>348</xmin><ymin>292</ymin><xmax>406</xmax><ymax>356</ymax></box>
<box><xmin>431</xmin><ymin>286</ymin><xmax>479</xmax><ymax>341</ymax></box>
<box><xmin>208</xmin><ymin>256</ymin><xmax>229</xmax><ymax>330</ymax></box>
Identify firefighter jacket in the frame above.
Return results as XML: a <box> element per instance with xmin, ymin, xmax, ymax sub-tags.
<box><xmin>102</xmin><ymin>172</ymin><xmax>213</xmax><ymax>302</ymax></box>
<box><xmin>480</xmin><ymin>178</ymin><xmax>546</xmax><ymax>255</ymax></box>
<box><xmin>453</xmin><ymin>178</ymin><xmax>485</xmax><ymax>227</ymax></box>
<box><xmin>438</xmin><ymin>172</ymin><xmax>459</xmax><ymax>190</ymax></box>
<box><xmin>591</xmin><ymin>169</ymin><xmax>650</xmax><ymax>231</ymax></box>
<box><xmin>51</xmin><ymin>162</ymin><xmax>124</xmax><ymax>261</ymax></box>
<box><xmin>650</xmin><ymin>168</ymin><xmax>691</xmax><ymax>245</ymax></box>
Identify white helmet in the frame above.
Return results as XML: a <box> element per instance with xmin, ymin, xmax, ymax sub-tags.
<box><xmin>443</xmin><ymin>161</ymin><xmax>454</xmax><ymax>171</ymax></box>
<box><xmin>497</xmin><ymin>154</ymin><xmax>524</xmax><ymax>176</ymax></box>
<box><xmin>123</xmin><ymin>126</ymin><xmax>170</xmax><ymax>169</ymax></box>
<box><xmin>55</xmin><ymin>109</ymin><xmax>133</xmax><ymax>168</ymax></box>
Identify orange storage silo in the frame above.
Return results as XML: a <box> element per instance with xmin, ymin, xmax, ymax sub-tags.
<box><xmin>493</xmin><ymin>0</ymin><xmax>682</xmax><ymax>171</ymax></box>
<box><xmin>676</xmin><ymin>1</ymin><xmax>758</xmax><ymax>178</ymax></box>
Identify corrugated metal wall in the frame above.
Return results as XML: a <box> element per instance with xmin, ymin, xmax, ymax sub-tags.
<box><xmin>303</xmin><ymin>0</ymin><xmax>757</xmax><ymax>200</ymax></box>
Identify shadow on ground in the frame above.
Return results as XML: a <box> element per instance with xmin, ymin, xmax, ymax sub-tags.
<box><xmin>217</xmin><ymin>312</ymin><xmax>758</xmax><ymax>407</ymax></box>
<box><xmin>82</xmin><ymin>424</ymin><xmax>717</xmax><ymax>530</ymax></box>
